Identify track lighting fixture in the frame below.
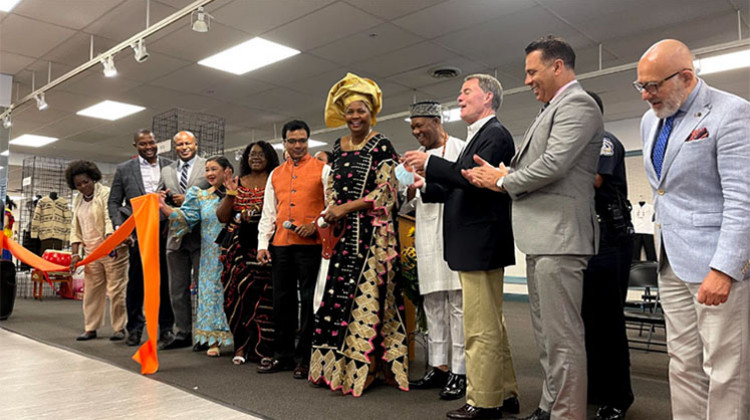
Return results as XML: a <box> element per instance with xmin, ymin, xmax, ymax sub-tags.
<box><xmin>191</xmin><ymin>6</ymin><xmax>212</xmax><ymax>32</ymax></box>
<box><xmin>35</xmin><ymin>93</ymin><xmax>48</xmax><ymax>111</ymax></box>
<box><xmin>131</xmin><ymin>39</ymin><xmax>150</xmax><ymax>63</ymax></box>
<box><xmin>101</xmin><ymin>55</ymin><xmax>117</xmax><ymax>77</ymax></box>
<box><xmin>2</xmin><ymin>115</ymin><xmax>10</xmax><ymax>129</ymax></box>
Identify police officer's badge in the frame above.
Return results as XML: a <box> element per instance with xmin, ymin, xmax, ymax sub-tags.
<box><xmin>601</xmin><ymin>138</ymin><xmax>614</xmax><ymax>156</ymax></box>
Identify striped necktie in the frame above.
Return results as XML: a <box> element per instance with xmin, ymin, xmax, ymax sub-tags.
<box><xmin>179</xmin><ymin>162</ymin><xmax>189</xmax><ymax>192</ymax></box>
<box><xmin>652</xmin><ymin>115</ymin><xmax>675</xmax><ymax>179</ymax></box>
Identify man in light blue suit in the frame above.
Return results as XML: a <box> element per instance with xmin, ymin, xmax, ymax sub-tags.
<box><xmin>636</xmin><ymin>39</ymin><xmax>750</xmax><ymax>420</ymax></box>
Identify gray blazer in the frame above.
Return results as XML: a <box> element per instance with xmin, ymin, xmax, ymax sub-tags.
<box><xmin>503</xmin><ymin>82</ymin><xmax>602</xmax><ymax>255</ymax></box>
<box><xmin>108</xmin><ymin>156</ymin><xmax>172</xmax><ymax>228</ymax></box>
<box><xmin>159</xmin><ymin>156</ymin><xmax>210</xmax><ymax>251</ymax></box>
<box><xmin>641</xmin><ymin>80</ymin><xmax>750</xmax><ymax>283</ymax></box>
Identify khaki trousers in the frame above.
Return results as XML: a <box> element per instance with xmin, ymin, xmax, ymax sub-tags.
<box><xmin>459</xmin><ymin>268</ymin><xmax>518</xmax><ymax>408</ymax></box>
<box><xmin>82</xmin><ymin>246</ymin><xmax>129</xmax><ymax>332</ymax></box>
<box><xmin>659</xmin><ymin>253</ymin><xmax>750</xmax><ymax>420</ymax></box>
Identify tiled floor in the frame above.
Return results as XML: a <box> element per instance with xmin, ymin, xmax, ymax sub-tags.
<box><xmin>0</xmin><ymin>329</ymin><xmax>258</xmax><ymax>419</ymax></box>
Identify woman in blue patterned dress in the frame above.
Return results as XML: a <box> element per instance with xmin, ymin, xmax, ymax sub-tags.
<box><xmin>159</xmin><ymin>156</ymin><xmax>234</xmax><ymax>357</ymax></box>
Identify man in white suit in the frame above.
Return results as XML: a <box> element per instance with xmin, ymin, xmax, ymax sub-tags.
<box><xmin>158</xmin><ymin>131</ymin><xmax>209</xmax><ymax>349</ymax></box>
<box><xmin>464</xmin><ymin>36</ymin><xmax>602</xmax><ymax>420</ymax></box>
<box><xmin>635</xmin><ymin>39</ymin><xmax>750</xmax><ymax>420</ymax></box>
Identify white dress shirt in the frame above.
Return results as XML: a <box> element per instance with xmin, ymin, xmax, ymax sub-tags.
<box><xmin>138</xmin><ymin>156</ymin><xmax>161</xmax><ymax>193</ymax></box>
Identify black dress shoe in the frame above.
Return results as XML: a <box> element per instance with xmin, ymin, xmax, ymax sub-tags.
<box><xmin>256</xmin><ymin>358</ymin><xmax>295</xmax><ymax>374</ymax></box>
<box><xmin>157</xmin><ymin>330</ymin><xmax>175</xmax><ymax>349</ymax></box>
<box><xmin>110</xmin><ymin>330</ymin><xmax>126</xmax><ymax>341</ymax></box>
<box><xmin>410</xmin><ymin>367</ymin><xmax>450</xmax><ymax>389</ymax></box>
<box><xmin>293</xmin><ymin>363</ymin><xmax>309</xmax><ymax>379</ymax></box>
<box><xmin>126</xmin><ymin>331</ymin><xmax>142</xmax><ymax>347</ymax></box>
<box><xmin>501</xmin><ymin>397</ymin><xmax>520</xmax><ymax>414</ymax></box>
<box><xmin>162</xmin><ymin>335</ymin><xmax>192</xmax><ymax>350</ymax></box>
<box><xmin>507</xmin><ymin>408</ymin><xmax>550</xmax><ymax>420</ymax></box>
<box><xmin>193</xmin><ymin>342</ymin><xmax>209</xmax><ymax>352</ymax></box>
<box><xmin>439</xmin><ymin>372</ymin><xmax>466</xmax><ymax>400</ymax></box>
<box><xmin>595</xmin><ymin>405</ymin><xmax>627</xmax><ymax>420</ymax></box>
<box><xmin>76</xmin><ymin>331</ymin><xmax>97</xmax><ymax>341</ymax></box>
<box><xmin>447</xmin><ymin>404</ymin><xmax>502</xmax><ymax>419</ymax></box>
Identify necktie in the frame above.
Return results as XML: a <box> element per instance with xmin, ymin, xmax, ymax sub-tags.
<box><xmin>652</xmin><ymin>115</ymin><xmax>675</xmax><ymax>179</ymax></box>
<box><xmin>179</xmin><ymin>162</ymin><xmax>189</xmax><ymax>192</ymax></box>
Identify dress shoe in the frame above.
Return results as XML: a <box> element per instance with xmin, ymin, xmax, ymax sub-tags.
<box><xmin>507</xmin><ymin>408</ymin><xmax>550</xmax><ymax>420</ymax></box>
<box><xmin>193</xmin><ymin>342</ymin><xmax>209</xmax><ymax>352</ymax></box>
<box><xmin>293</xmin><ymin>363</ymin><xmax>309</xmax><ymax>379</ymax></box>
<box><xmin>256</xmin><ymin>358</ymin><xmax>295</xmax><ymax>374</ymax></box>
<box><xmin>439</xmin><ymin>372</ymin><xmax>466</xmax><ymax>400</ymax></box>
<box><xmin>157</xmin><ymin>330</ymin><xmax>175</xmax><ymax>349</ymax></box>
<box><xmin>501</xmin><ymin>397</ymin><xmax>520</xmax><ymax>414</ymax></box>
<box><xmin>595</xmin><ymin>405</ymin><xmax>627</xmax><ymax>420</ymax></box>
<box><xmin>161</xmin><ymin>335</ymin><xmax>192</xmax><ymax>350</ymax></box>
<box><xmin>110</xmin><ymin>330</ymin><xmax>126</xmax><ymax>341</ymax></box>
<box><xmin>409</xmin><ymin>367</ymin><xmax>450</xmax><ymax>389</ymax></box>
<box><xmin>76</xmin><ymin>331</ymin><xmax>97</xmax><ymax>341</ymax></box>
<box><xmin>125</xmin><ymin>331</ymin><xmax>142</xmax><ymax>347</ymax></box>
<box><xmin>446</xmin><ymin>404</ymin><xmax>502</xmax><ymax>419</ymax></box>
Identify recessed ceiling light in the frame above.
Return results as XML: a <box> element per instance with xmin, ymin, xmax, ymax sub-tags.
<box><xmin>695</xmin><ymin>49</ymin><xmax>750</xmax><ymax>75</ymax></box>
<box><xmin>0</xmin><ymin>0</ymin><xmax>23</xmax><ymax>13</ymax></box>
<box><xmin>198</xmin><ymin>37</ymin><xmax>300</xmax><ymax>75</ymax></box>
<box><xmin>272</xmin><ymin>139</ymin><xmax>327</xmax><ymax>150</ymax></box>
<box><xmin>10</xmin><ymin>134</ymin><xmax>59</xmax><ymax>148</ymax></box>
<box><xmin>0</xmin><ymin>150</ymin><xmax>8</xmax><ymax>156</ymax></box>
<box><xmin>76</xmin><ymin>100</ymin><xmax>145</xmax><ymax>121</ymax></box>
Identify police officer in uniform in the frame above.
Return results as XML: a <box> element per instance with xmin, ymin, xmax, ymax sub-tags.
<box><xmin>581</xmin><ymin>91</ymin><xmax>635</xmax><ymax>420</ymax></box>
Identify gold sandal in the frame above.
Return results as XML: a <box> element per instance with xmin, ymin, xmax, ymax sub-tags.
<box><xmin>206</xmin><ymin>345</ymin><xmax>221</xmax><ymax>357</ymax></box>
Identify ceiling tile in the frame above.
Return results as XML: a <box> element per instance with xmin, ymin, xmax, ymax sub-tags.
<box><xmin>352</xmin><ymin>41</ymin><xmax>461</xmax><ymax>78</ymax></box>
<box><xmin>148</xmin><ymin>20</ymin><xmax>253</xmax><ymax>63</ymax></box>
<box><xmin>211</xmin><ymin>0</ymin><xmax>336</xmax><ymax>36</ymax></box>
<box><xmin>247</xmin><ymin>53</ymin><xmax>339</xmax><ymax>85</ymax></box>
<box><xmin>264</xmin><ymin>2</ymin><xmax>383</xmax><ymax>51</ymax></box>
<box><xmin>344</xmin><ymin>0</ymin><xmax>447</xmax><ymax>20</ymax></box>
<box><xmin>238</xmin><ymin>86</ymin><xmax>318</xmax><ymax>116</ymax></box>
<box><xmin>0</xmin><ymin>52</ymin><xmax>35</xmax><ymax>75</ymax></box>
<box><xmin>149</xmin><ymin>63</ymin><xmax>237</xmax><ymax>95</ymax></box>
<box><xmin>309</xmin><ymin>23</ymin><xmax>424</xmax><ymax>66</ymax></box>
<box><xmin>41</xmin><ymin>33</ymin><xmax>120</xmax><ymax>69</ymax></box>
<box><xmin>56</xmin><ymin>69</ymin><xmax>142</xmax><ymax>97</ymax></box>
<box><xmin>112</xmin><ymin>51</ymin><xmax>191</xmax><ymax>83</ymax></box>
<box><xmin>84</xmin><ymin>0</ymin><xmax>179</xmax><ymax>41</ymax></box>
<box><xmin>0</xmin><ymin>14</ymin><xmax>77</xmax><ymax>57</ymax></box>
<box><xmin>13</xmin><ymin>0</ymin><xmax>123</xmax><ymax>30</ymax></box>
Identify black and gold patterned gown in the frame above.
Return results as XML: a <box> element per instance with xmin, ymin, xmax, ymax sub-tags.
<box><xmin>309</xmin><ymin>133</ymin><xmax>409</xmax><ymax>396</ymax></box>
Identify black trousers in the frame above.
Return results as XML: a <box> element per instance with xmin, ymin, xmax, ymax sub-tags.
<box><xmin>270</xmin><ymin>244</ymin><xmax>321</xmax><ymax>366</ymax></box>
<box><xmin>126</xmin><ymin>224</ymin><xmax>174</xmax><ymax>335</ymax></box>
<box><xmin>582</xmin><ymin>222</ymin><xmax>635</xmax><ymax>409</ymax></box>
<box><xmin>632</xmin><ymin>233</ymin><xmax>656</xmax><ymax>261</ymax></box>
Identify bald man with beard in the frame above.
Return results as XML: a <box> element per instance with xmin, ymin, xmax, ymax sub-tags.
<box><xmin>635</xmin><ymin>39</ymin><xmax>750</xmax><ymax>420</ymax></box>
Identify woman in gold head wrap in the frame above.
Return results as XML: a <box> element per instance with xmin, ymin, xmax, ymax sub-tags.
<box><xmin>309</xmin><ymin>73</ymin><xmax>409</xmax><ymax>396</ymax></box>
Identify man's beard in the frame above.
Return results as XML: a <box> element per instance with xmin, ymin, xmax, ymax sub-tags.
<box><xmin>651</xmin><ymin>84</ymin><xmax>685</xmax><ymax>119</ymax></box>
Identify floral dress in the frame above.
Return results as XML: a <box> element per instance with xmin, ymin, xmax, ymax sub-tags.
<box><xmin>170</xmin><ymin>186</ymin><xmax>232</xmax><ymax>347</ymax></box>
<box><xmin>309</xmin><ymin>133</ymin><xmax>409</xmax><ymax>396</ymax></box>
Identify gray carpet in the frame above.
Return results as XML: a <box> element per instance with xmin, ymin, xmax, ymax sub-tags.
<box><xmin>1</xmin><ymin>296</ymin><xmax>671</xmax><ymax>419</ymax></box>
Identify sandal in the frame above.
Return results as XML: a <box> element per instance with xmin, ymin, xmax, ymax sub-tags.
<box><xmin>206</xmin><ymin>345</ymin><xmax>221</xmax><ymax>357</ymax></box>
<box><xmin>232</xmin><ymin>355</ymin><xmax>246</xmax><ymax>365</ymax></box>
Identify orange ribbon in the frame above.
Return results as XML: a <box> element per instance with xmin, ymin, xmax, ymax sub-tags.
<box><xmin>0</xmin><ymin>193</ymin><xmax>163</xmax><ymax>375</ymax></box>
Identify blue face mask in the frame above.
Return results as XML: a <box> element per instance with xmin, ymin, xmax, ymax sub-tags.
<box><xmin>395</xmin><ymin>163</ymin><xmax>415</xmax><ymax>186</ymax></box>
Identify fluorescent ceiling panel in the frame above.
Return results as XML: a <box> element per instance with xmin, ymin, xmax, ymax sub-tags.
<box><xmin>76</xmin><ymin>100</ymin><xmax>145</xmax><ymax>121</ymax></box>
<box><xmin>10</xmin><ymin>134</ymin><xmax>59</xmax><ymax>148</ymax></box>
<box><xmin>695</xmin><ymin>49</ymin><xmax>750</xmax><ymax>75</ymax></box>
<box><xmin>198</xmin><ymin>37</ymin><xmax>300</xmax><ymax>75</ymax></box>
<box><xmin>272</xmin><ymin>139</ymin><xmax>327</xmax><ymax>150</ymax></box>
<box><xmin>0</xmin><ymin>0</ymin><xmax>23</xmax><ymax>12</ymax></box>
<box><xmin>0</xmin><ymin>150</ymin><xmax>8</xmax><ymax>156</ymax></box>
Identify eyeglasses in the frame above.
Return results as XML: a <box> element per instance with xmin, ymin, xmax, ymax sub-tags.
<box><xmin>284</xmin><ymin>138</ymin><xmax>308</xmax><ymax>145</ymax></box>
<box><xmin>632</xmin><ymin>69</ymin><xmax>689</xmax><ymax>94</ymax></box>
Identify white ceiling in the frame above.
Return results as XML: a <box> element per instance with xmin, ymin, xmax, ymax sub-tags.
<box><xmin>0</xmin><ymin>0</ymin><xmax>748</xmax><ymax>178</ymax></box>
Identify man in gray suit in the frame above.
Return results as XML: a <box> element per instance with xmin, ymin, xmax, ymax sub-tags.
<box><xmin>465</xmin><ymin>35</ymin><xmax>602</xmax><ymax>420</ymax></box>
<box><xmin>108</xmin><ymin>129</ymin><xmax>174</xmax><ymax>347</ymax></box>
<box><xmin>635</xmin><ymin>39</ymin><xmax>750</xmax><ymax>420</ymax></box>
<box><xmin>158</xmin><ymin>131</ymin><xmax>209</xmax><ymax>349</ymax></box>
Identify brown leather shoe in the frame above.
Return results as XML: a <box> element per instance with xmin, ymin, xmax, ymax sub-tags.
<box><xmin>256</xmin><ymin>358</ymin><xmax>295</xmax><ymax>374</ymax></box>
<box><xmin>293</xmin><ymin>364</ymin><xmax>309</xmax><ymax>379</ymax></box>
<box><xmin>447</xmin><ymin>404</ymin><xmax>502</xmax><ymax>419</ymax></box>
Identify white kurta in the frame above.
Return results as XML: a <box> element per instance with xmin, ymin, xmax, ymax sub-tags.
<box><xmin>413</xmin><ymin>136</ymin><xmax>465</xmax><ymax>295</ymax></box>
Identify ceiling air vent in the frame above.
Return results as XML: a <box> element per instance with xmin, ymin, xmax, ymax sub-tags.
<box><xmin>429</xmin><ymin>66</ymin><xmax>462</xmax><ymax>79</ymax></box>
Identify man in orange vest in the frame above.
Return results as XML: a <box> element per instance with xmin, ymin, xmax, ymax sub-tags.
<box><xmin>257</xmin><ymin>120</ymin><xmax>330</xmax><ymax>379</ymax></box>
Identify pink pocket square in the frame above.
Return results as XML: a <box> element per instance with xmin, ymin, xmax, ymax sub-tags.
<box><xmin>687</xmin><ymin>127</ymin><xmax>709</xmax><ymax>141</ymax></box>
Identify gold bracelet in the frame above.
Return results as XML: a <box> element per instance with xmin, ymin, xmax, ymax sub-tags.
<box><xmin>226</xmin><ymin>190</ymin><xmax>238</xmax><ymax>196</ymax></box>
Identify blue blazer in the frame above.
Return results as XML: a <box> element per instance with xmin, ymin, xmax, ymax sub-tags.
<box><xmin>641</xmin><ymin>80</ymin><xmax>750</xmax><ymax>283</ymax></box>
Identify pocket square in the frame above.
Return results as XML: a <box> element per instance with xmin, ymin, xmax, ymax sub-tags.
<box><xmin>687</xmin><ymin>127</ymin><xmax>709</xmax><ymax>141</ymax></box>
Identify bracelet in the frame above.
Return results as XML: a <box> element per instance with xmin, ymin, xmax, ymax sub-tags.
<box><xmin>226</xmin><ymin>190</ymin><xmax>238</xmax><ymax>197</ymax></box>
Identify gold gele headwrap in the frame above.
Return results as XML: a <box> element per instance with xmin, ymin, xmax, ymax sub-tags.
<box><xmin>324</xmin><ymin>72</ymin><xmax>383</xmax><ymax>128</ymax></box>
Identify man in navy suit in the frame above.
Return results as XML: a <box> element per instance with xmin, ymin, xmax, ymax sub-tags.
<box><xmin>108</xmin><ymin>129</ymin><xmax>174</xmax><ymax>348</ymax></box>
<box><xmin>636</xmin><ymin>39</ymin><xmax>750</xmax><ymax>420</ymax></box>
<box><xmin>405</xmin><ymin>74</ymin><xmax>519</xmax><ymax>420</ymax></box>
